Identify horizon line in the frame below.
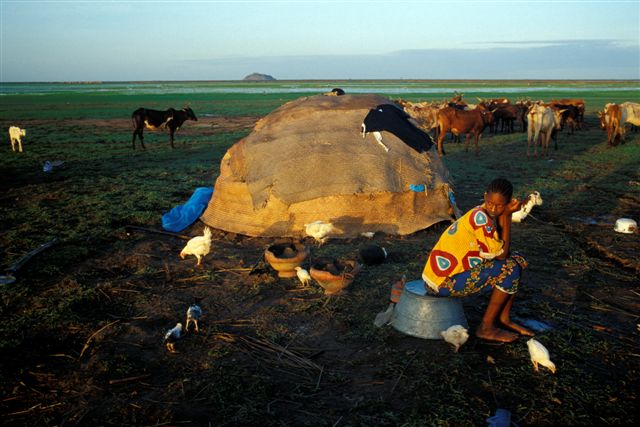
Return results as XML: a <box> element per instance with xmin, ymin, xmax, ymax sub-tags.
<box><xmin>2</xmin><ymin>78</ymin><xmax>640</xmax><ymax>84</ymax></box>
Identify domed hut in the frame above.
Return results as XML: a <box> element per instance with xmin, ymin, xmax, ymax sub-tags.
<box><xmin>200</xmin><ymin>94</ymin><xmax>457</xmax><ymax>238</ymax></box>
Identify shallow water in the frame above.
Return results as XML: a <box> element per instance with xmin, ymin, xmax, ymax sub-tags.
<box><xmin>1</xmin><ymin>80</ymin><xmax>639</xmax><ymax>96</ymax></box>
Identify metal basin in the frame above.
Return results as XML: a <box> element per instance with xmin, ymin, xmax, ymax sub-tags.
<box><xmin>391</xmin><ymin>280</ymin><xmax>468</xmax><ymax>339</ymax></box>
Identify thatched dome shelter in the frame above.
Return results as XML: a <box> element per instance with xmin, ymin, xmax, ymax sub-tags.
<box><xmin>200</xmin><ymin>94</ymin><xmax>456</xmax><ymax>238</ymax></box>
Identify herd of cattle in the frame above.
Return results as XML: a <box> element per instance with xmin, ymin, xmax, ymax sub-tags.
<box><xmin>5</xmin><ymin>95</ymin><xmax>639</xmax><ymax>155</ymax></box>
<box><xmin>397</xmin><ymin>94</ymin><xmax>639</xmax><ymax>157</ymax></box>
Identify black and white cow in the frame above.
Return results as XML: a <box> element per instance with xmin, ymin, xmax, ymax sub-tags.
<box><xmin>131</xmin><ymin>107</ymin><xmax>197</xmax><ymax>149</ymax></box>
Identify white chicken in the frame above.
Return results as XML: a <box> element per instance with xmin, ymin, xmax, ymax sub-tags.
<box><xmin>512</xmin><ymin>191</ymin><xmax>543</xmax><ymax>223</ymax></box>
<box><xmin>440</xmin><ymin>324</ymin><xmax>469</xmax><ymax>352</ymax></box>
<box><xmin>527</xmin><ymin>338</ymin><xmax>556</xmax><ymax>373</ymax></box>
<box><xmin>180</xmin><ymin>227</ymin><xmax>212</xmax><ymax>266</ymax></box>
<box><xmin>304</xmin><ymin>221</ymin><xmax>334</xmax><ymax>245</ymax></box>
<box><xmin>164</xmin><ymin>323</ymin><xmax>183</xmax><ymax>353</ymax></box>
<box><xmin>185</xmin><ymin>305</ymin><xmax>203</xmax><ymax>333</ymax></box>
<box><xmin>294</xmin><ymin>266</ymin><xmax>312</xmax><ymax>286</ymax></box>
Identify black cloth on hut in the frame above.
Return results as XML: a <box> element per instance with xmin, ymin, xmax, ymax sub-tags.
<box><xmin>362</xmin><ymin>104</ymin><xmax>434</xmax><ymax>153</ymax></box>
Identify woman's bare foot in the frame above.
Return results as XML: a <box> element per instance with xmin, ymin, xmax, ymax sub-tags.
<box><xmin>476</xmin><ymin>325</ymin><xmax>518</xmax><ymax>343</ymax></box>
<box><xmin>500</xmin><ymin>319</ymin><xmax>535</xmax><ymax>336</ymax></box>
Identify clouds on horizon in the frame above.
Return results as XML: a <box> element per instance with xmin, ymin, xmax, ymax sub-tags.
<box><xmin>2</xmin><ymin>40</ymin><xmax>638</xmax><ymax>82</ymax></box>
<box><xmin>179</xmin><ymin>40</ymin><xmax>639</xmax><ymax>81</ymax></box>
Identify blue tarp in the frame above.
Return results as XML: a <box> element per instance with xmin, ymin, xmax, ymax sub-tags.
<box><xmin>409</xmin><ymin>183</ymin><xmax>426</xmax><ymax>192</ymax></box>
<box><xmin>162</xmin><ymin>187</ymin><xmax>214</xmax><ymax>232</ymax></box>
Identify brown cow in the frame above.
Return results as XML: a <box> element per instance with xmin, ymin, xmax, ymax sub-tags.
<box><xmin>551</xmin><ymin>98</ymin><xmax>585</xmax><ymax>128</ymax></box>
<box><xmin>603</xmin><ymin>104</ymin><xmax>622</xmax><ymax>146</ymax></box>
<box><xmin>492</xmin><ymin>104</ymin><xmax>526</xmax><ymax>133</ymax></box>
<box><xmin>550</xmin><ymin>103</ymin><xmax>580</xmax><ymax>134</ymax></box>
<box><xmin>436</xmin><ymin>106</ymin><xmax>494</xmax><ymax>156</ymax></box>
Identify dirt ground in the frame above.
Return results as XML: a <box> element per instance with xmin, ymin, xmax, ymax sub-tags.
<box><xmin>1</xmin><ymin>115</ymin><xmax>639</xmax><ymax>426</ymax></box>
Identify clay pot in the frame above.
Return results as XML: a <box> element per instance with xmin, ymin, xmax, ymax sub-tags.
<box><xmin>264</xmin><ymin>243</ymin><xmax>310</xmax><ymax>278</ymax></box>
<box><xmin>310</xmin><ymin>259</ymin><xmax>361</xmax><ymax>295</ymax></box>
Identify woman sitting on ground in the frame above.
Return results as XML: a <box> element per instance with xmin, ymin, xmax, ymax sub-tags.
<box><xmin>422</xmin><ymin>177</ymin><xmax>534</xmax><ymax>342</ymax></box>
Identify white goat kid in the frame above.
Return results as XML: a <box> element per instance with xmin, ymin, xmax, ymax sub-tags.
<box><xmin>9</xmin><ymin>126</ymin><xmax>26</xmax><ymax>152</ymax></box>
<box><xmin>512</xmin><ymin>191</ymin><xmax>543</xmax><ymax>223</ymax></box>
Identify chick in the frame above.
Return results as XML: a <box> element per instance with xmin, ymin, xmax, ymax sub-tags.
<box><xmin>180</xmin><ymin>227</ymin><xmax>212</xmax><ymax>266</ymax></box>
<box><xmin>527</xmin><ymin>338</ymin><xmax>556</xmax><ymax>373</ymax></box>
<box><xmin>360</xmin><ymin>231</ymin><xmax>375</xmax><ymax>239</ymax></box>
<box><xmin>440</xmin><ymin>324</ymin><xmax>469</xmax><ymax>352</ymax></box>
<box><xmin>294</xmin><ymin>266</ymin><xmax>312</xmax><ymax>287</ymax></box>
<box><xmin>164</xmin><ymin>323</ymin><xmax>182</xmax><ymax>353</ymax></box>
<box><xmin>304</xmin><ymin>221</ymin><xmax>334</xmax><ymax>246</ymax></box>
<box><xmin>185</xmin><ymin>305</ymin><xmax>203</xmax><ymax>333</ymax></box>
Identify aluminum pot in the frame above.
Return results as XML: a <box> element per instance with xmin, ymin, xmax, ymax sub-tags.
<box><xmin>391</xmin><ymin>280</ymin><xmax>468</xmax><ymax>339</ymax></box>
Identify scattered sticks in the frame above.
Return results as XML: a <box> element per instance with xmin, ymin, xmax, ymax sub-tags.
<box><xmin>79</xmin><ymin>320</ymin><xmax>120</xmax><ymax>359</ymax></box>
<box><xmin>212</xmin><ymin>332</ymin><xmax>324</xmax><ymax>381</ymax></box>
<box><xmin>108</xmin><ymin>374</ymin><xmax>151</xmax><ymax>385</ymax></box>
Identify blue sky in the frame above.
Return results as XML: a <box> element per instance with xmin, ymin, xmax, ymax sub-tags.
<box><xmin>0</xmin><ymin>0</ymin><xmax>638</xmax><ymax>81</ymax></box>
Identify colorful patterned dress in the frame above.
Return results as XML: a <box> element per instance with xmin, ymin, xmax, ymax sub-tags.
<box><xmin>422</xmin><ymin>206</ymin><xmax>528</xmax><ymax>297</ymax></box>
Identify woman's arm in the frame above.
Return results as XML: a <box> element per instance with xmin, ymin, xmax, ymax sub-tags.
<box><xmin>496</xmin><ymin>198</ymin><xmax>520</xmax><ymax>260</ymax></box>
<box><xmin>496</xmin><ymin>214</ymin><xmax>512</xmax><ymax>260</ymax></box>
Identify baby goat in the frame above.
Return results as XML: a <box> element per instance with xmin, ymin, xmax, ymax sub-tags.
<box><xmin>512</xmin><ymin>191</ymin><xmax>543</xmax><ymax>223</ymax></box>
<box><xmin>9</xmin><ymin>126</ymin><xmax>26</xmax><ymax>152</ymax></box>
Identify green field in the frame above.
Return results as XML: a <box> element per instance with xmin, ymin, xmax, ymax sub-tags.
<box><xmin>1</xmin><ymin>81</ymin><xmax>639</xmax><ymax>426</ymax></box>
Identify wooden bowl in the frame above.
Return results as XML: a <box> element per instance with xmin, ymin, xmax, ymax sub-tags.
<box><xmin>264</xmin><ymin>243</ymin><xmax>309</xmax><ymax>278</ymax></box>
<box><xmin>310</xmin><ymin>259</ymin><xmax>361</xmax><ymax>295</ymax></box>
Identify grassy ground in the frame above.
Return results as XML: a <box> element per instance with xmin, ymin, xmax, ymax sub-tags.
<box><xmin>0</xmin><ymin>82</ymin><xmax>639</xmax><ymax>426</ymax></box>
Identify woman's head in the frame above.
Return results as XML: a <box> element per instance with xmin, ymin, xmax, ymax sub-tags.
<box><xmin>484</xmin><ymin>178</ymin><xmax>513</xmax><ymax>218</ymax></box>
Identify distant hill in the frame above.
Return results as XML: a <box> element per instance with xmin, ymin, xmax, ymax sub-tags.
<box><xmin>243</xmin><ymin>73</ymin><xmax>276</xmax><ymax>81</ymax></box>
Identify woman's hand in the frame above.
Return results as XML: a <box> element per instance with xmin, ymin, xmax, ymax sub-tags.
<box><xmin>505</xmin><ymin>198</ymin><xmax>521</xmax><ymax>215</ymax></box>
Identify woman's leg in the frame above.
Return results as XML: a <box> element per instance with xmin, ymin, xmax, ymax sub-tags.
<box><xmin>438</xmin><ymin>254</ymin><xmax>531</xmax><ymax>341</ymax></box>
<box><xmin>476</xmin><ymin>287</ymin><xmax>518</xmax><ymax>342</ymax></box>
<box><xmin>499</xmin><ymin>294</ymin><xmax>534</xmax><ymax>336</ymax></box>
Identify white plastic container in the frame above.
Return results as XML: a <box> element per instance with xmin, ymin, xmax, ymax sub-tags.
<box><xmin>613</xmin><ymin>218</ymin><xmax>637</xmax><ymax>234</ymax></box>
